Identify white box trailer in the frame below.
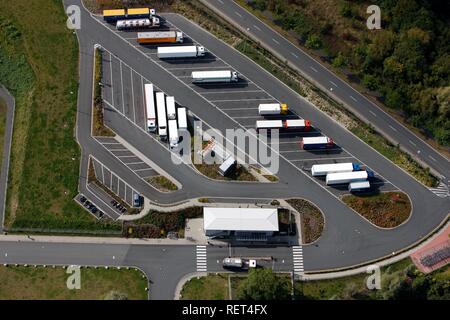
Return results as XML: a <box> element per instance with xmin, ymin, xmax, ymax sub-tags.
<box><xmin>348</xmin><ymin>181</ymin><xmax>371</xmax><ymax>192</ymax></box>
<box><xmin>191</xmin><ymin>70</ymin><xmax>238</xmax><ymax>83</ymax></box>
<box><xmin>218</xmin><ymin>155</ymin><xmax>237</xmax><ymax>176</ymax></box>
<box><xmin>326</xmin><ymin>170</ymin><xmax>374</xmax><ymax>185</ymax></box>
<box><xmin>258</xmin><ymin>103</ymin><xmax>288</xmax><ymax>115</ymax></box>
<box><xmin>300</xmin><ymin>136</ymin><xmax>334</xmax><ymax>150</ymax></box>
<box><xmin>166</xmin><ymin>96</ymin><xmax>176</xmax><ymax>120</ymax></box>
<box><xmin>177</xmin><ymin>107</ymin><xmax>188</xmax><ymax>129</ymax></box>
<box><xmin>311</xmin><ymin>162</ymin><xmax>363</xmax><ymax>177</ymax></box>
<box><xmin>157</xmin><ymin>45</ymin><xmax>205</xmax><ymax>59</ymax></box>
<box><xmin>256</xmin><ymin>120</ymin><xmax>283</xmax><ymax>130</ymax></box>
<box><xmin>284</xmin><ymin>119</ymin><xmax>311</xmax><ymax>130</ymax></box>
<box><xmin>156</xmin><ymin>92</ymin><xmax>167</xmax><ymax>138</ymax></box>
<box><xmin>116</xmin><ymin>17</ymin><xmax>160</xmax><ymax>30</ymax></box>
<box><xmin>168</xmin><ymin>120</ymin><xmax>179</xmax><ymax>148</ymax></box>
<box><xmin>144</xmin><ymin>84</ymin><xmax>156</xmax><ymax>132</ymax></box>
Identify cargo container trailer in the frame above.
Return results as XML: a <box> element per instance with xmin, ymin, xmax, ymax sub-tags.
<box><xmin>326</xmin><ymin>170</ymin><xmax>374</xmax><ymax>185</ymax></box>
<box><xmin>177</xmin><ymin>107</ymin><xmax>188</xmax><ymax>130</ymax></box>
<box><xmin>157</xmin><ymin>45</ymin><xmax>205</xmax><ymax>59</ymax></box>
<box><xmin>166</xmin><ymin>96</ymin><xmax>176</xmax><ymax>120</ymax></box>
<box><xmin>103</xmin><ymin>9</ymin><xmax>126</xmax><ymax>23</ymax></box>
<box><xmin>300</xmin><ymin>136</ymin><xmax>334</xmax><ymax>150</ymax></box>
<box><xmin>116</xmin><ymin>17</ymin><xmax>160</xmax><ymax>30</ymax></box>
<box><xmin>144</xmin><ymin>84</ymin><xmax>156</xmax><ymax>132</ymax></box>
<box><xmin>168</xmin><ymin>120</ymin><xmax>179</xmax><ymax>149</ymax></box>
<box><xmin>137</xmin><ymin>31</ymin><xmax>184</xmax><ymax>44</ymax></box>
<box><xmin>156</xmin><ymin>92</ymin><xmax>167</xmax><ymax>138</ymax></box>
<box><xmin>348</xmin><ymin>181</ymin><xmax>371</xmax><ymax>192</ymax></box>
<box><xmin>191</xmin><ymin>70</ymin><xmax>238</xmax><ymax>83</ymax></box>
<box><xmin>311</xmin><ymin>162</ymin><xmax>363</xmax><ymax>177</ymax></box>
<box><xmin>258</xmin><ymin>103</ymin><xmax>288</xmax><ymax>115</ymax></box>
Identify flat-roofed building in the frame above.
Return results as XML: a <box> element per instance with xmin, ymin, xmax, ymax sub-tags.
<box><xmin>203</xmin><ymin>207</ymin><xmax>279</xmax><ymax>241</ymax></box>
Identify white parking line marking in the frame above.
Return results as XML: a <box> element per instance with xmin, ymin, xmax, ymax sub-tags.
<box><xmin>209</xmin><ymin>98</ymin><xmax>273</xmax><ymax>102</ymax></box>
<box><xmin>109</xmin><ymin>52</ymin><xmax>114</xmax><ymax>107</ymax></box>
<box><xmin>120</xmin><ymin>61</ymin><xmax>125</xmax><ymax>114</ymax></box>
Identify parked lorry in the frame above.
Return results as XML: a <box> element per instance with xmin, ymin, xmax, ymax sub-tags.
<box><xmin>311</xmin><ymin>162</ymin><xmax>364</xmax><ymax>177</ymax></box>
<box><xmin>326</xmin><ymin>170</ymin><xmax>374</xmax><ymax>185</ymax></box>
<box><xmin>218</xmin><ymin>156</ymin><xmax>237</xmax><ymax>177</ymax></box>
<box><xmin>191</xmin><ymin>70</ymin><xmax>238</xmax><ymax>83</ymax></box>
<box><xmin>300</xmin><ymin>136</ymin><xmax>334</xmax><ymax>150</ymax></box>
<box><xmin>177</xmin><ymin>107</ymin><xmax>188</xmax><ymax>130</ymax></box>
<box><xmin>348</xmin><ymin>181</ymin><xmax>371</xmax><ymax>192</ymax></box>
<box><xmin>103</xmin><ymin>9</ymin><xmax>126</xmax><ymax>23</ymax></box>
<box><xmin>126</xmin><ymin>8</ymin><xmax>155</xmax><ymax>19</ymax></box>
<box><xmin>157</xmin><ymin>45</ymin><xmax>205</xmax><ymax>59</ymax></box>
<box><xmin>168</xmin><ymin>120</ymin><xmax>179</xmax><ymax>149</ymax></box>
<box><xmin>144</xmin><ymin>84</ymin><xmax>156</xmax><ymax>132</ymax></box>
<box><xmin>166</xmin><ymin>96</ymin><xmax>176</xmax><ymax>120</ymax></box>
<box><xmin>156</xmin><ymin>92</ymin><xmax>167</xmax><ymax>138</ymax></box>
<box><xmin>256</xmin><ymin>119</ymin><xmax>311</xmax><ymax>131</ymax></box>
<box><xmin>222</xmin><ymin>257</ymin><xmax>257</xmax><ymax>270</ymax></box>
<box><xmin>116</xmin><ymin>17</ymin><xmax>160</xmax><ymax>30</ymax></box>
<box><xmin>137</xmin><ymin>31</ymin><xmax>184</xmax><ymax>44</ymax></box>
<box><xmin>258</xmin><ymin>103</ymin><xmax>288</xmax><ymax>115</ymax></box>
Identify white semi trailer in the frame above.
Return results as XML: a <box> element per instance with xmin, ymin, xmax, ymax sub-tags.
<box><xmin>157</xmin><ymin>45</ymin><xmax>205</xmax><ymax>59</ymax></box>
<box><xmin>166</xmin><ymin>96</ymin><xmax>176</xmax><ymax>120</ymax></box>
<box><xmin>144</xmin><ymin>84</ymin><xmax>156</xmax><ymax>132</ymax></box>
<box><xmin>191</xmin><ymin>70</ymin><xmax>238</xmax><ymax>83</ymax></box>
<box><xmin>168</xmin><ymin>120</ymin><xmax>179</xmax><ymax>148</ymax></box>
<box><xmin>116</xmin><ymin>17</ymin><xmax>160</xmax><ymax>30</ymax></box>
<box><xmin>258</xmin><ymin>103</ymin><xmax>288</xmax><ymax>115</ymax></box>
<box><xmin>311</xmin><ymin>162</ymin><xmax>364</xmax><ymax>177</ymax></box>
<box><xmin>156</xmin><ymin>92</ymin><xmax>167</xmax><ymax>138</ymax></box>
<box><xmin>326</xmin><ymin>170</ymin><xmax>374</xmax><ymax>185</ymax></box>
<box><xmin>177</xmin><ymin>107</ymin><xmax>188</xmax><ymax>130</ymax></box>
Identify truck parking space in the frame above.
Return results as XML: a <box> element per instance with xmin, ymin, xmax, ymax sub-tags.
<box><xmin>95</xmin><ymin>14</ymin><xmax>398</xmax><ymax>198</ymax></box>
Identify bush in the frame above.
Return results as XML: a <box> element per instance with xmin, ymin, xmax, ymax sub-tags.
<box><xmin>305</xmin><ymin>34</ymin><xmax>322</xmax><ymax>49</ymax></box>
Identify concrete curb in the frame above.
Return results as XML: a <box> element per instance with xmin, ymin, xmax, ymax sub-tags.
<box><xmin>174</xmin><ymin>272</ymin><xmax>208</xmax><ymax>300</ymax></box>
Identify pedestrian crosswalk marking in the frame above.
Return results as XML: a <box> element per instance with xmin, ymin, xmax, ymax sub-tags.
<box><xmin>196</xmin><ymin>245</ymin><xmax>207</xmax><ymax>272</ymax></box>
<box><xmin>292</xmin><ymin>246</ymin><xmax>304</xmax><ymax>274</ymax></box>
<box><xmin>429</xmin><ymin>182</ymin><xmax>449</xmax><ymax>198</ymax></box>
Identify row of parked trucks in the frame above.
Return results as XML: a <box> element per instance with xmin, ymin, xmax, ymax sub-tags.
<box><xmin>144</xmin><ymin>84</ymin><xmax>187</xmax><ymax>148</ymax></box>
<box><xmin>311</xmin><ymin>162</ymin><xmax>373</xmax><ymax>192</ymax></box>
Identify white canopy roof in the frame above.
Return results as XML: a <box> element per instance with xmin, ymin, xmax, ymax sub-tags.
<box><xmin>203</xmin><ymin>208</ymin><xmax>279</xmax><ymax>232</ymax></box>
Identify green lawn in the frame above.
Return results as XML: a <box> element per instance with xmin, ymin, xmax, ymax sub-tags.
<box><xmin>181</xmin><ymin>274</ymin><xmax>229</xmax><ymax>300</ymax></box>
<box><xmin>0</xmin><ymin>97</ymin><xmax>6</xmax><ymax>168</ymax></box>
<box><xmin>0</xmin><ymin>1</ymin><xmax>120</xmax><ymax>233</ymax></box>
<box><xmin>0</xmin><ymin>265</ymin><xmax>148</xmax><ymax>300</ymax></box>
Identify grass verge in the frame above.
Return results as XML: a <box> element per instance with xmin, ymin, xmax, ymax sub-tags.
<box><xmin>295</xmin><ymin>258</ymin><xmax>449</xmax><ymax>300</ymax></box>
<box><xmin>93</xmin><ymin>47</ymin><xmax>115</xmax><ymax>137</ymax></box>
<box><xmin>0</xmin><ymin>265</ymin><xmax>147</xmax><ymax>300</ymax></box>
<box><xmin>146</xmin><ymin>175</ymin><xmax>178</xmax><ymax>192</ymax></box>
<box><xmin>287</xmin><ymin>198</ymin><xmax>324</xmax><ymax>244</ymax></box>
<box><xmin>181</xmin><ymin>274</ymin><xmax>229</xmax><ymax>300</ymax></box>
<box><xmin>342</xmin><ymin>191</ymin><xmax>411</xmax><ymax>228</ymax></box>
<box><xmin>0</xmin><ymin>1</ymin><xmax>122</xmax><ymax>233</ymax></box>
<box><xmin>172</xmin><ymin>0</ymin><xmax>438</xmax><ymax>187</ymax></box>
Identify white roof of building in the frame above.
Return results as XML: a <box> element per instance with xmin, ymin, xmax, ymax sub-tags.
<box><xmin>203</xmin><ymin>208</ymin><xmax>279</xmax><ymax>232</ymax></box>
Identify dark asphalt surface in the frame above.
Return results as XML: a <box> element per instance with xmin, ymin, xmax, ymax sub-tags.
<box><xmin>0</xmin><ymin>87</ymin><xmax>14</xmax><ymax>233</ymax></box>
<box><xmin>202</xmin><ymin>0</ymin><xmax>450</xmax><ymax>181</ymax></box>
<box><xmin>0</xmin><ymin>0</ymin><xmax>447</xmax><ymax>300</ymax></box>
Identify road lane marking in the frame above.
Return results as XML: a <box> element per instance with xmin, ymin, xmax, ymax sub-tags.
<box><xmin>310</xmin><ymin>66</ymin><xmax>318</xmax><ymax>72</ymax></box>
<box><xmin>350</xmin><ymin>95</ymin><xmax>357</xmax><ymax>102</ymax></box>
<box><xmin>429</xmin><ymin>155</ymin><xmax>437</xmax><ymax>162</ymax></box>
<box><xmin>253</xmin><ymin>25</ymin><xmax>261</xmax><ymax>31</ymax></box>
<box><xmin>369</xmin><ymin>110</ymin><xmax>377</xmax><ymax>117</ymax></box>
<box><xmin>291</xmin><ymin>52</ymin><xmax>299</xmax><ymax>58</ymax></box>
<box><xmin>235</xmin><ymin>11</ymin><xmax>242</xmax><ymax>18</ymax></box>
<box><xmin>389</xmin><ymin>125</ymin><xmax>398</xmax><ymax>132</ymax></box>
<box><xmin>409</xmin><ymin>140</ymin><xmax>417</xmax><ymax>147</ymax></box>
<box><xmin>272</xmin><ymin>38</ymin><xmax>280</xmax><ymax>44</ymax></box>
<box><xmin>329</xmin><ymin>80</ymin><xmax>338</xmax><ymax>87</ymax></box>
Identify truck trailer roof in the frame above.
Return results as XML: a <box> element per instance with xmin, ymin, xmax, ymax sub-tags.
<box><xmin>191</xmin><ymin>70</ymin><xmax>233</xmax><ymax>78</ymax></box>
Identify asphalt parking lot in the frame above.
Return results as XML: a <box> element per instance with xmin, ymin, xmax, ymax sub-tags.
<box><xmin>95</xmin><ymin>14</ymin><xmax>399</xmax><ymax>198</ymax></box>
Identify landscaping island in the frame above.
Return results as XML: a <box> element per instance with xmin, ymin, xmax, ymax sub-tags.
<box><xmin>342</xmin><ymin>191</ymin><xmax>411</xmax><ymax>228</ymax></box>
<box><xmin>287</xmin><ymin>198</ymin><xmax>324</xmax><ymax>243</ymax></box>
